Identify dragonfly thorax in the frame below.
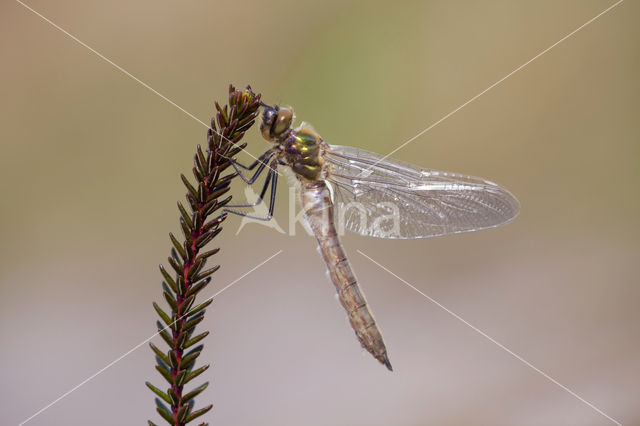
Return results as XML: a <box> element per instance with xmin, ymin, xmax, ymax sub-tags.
<box><xmin>283</xmin><ymin>123</ymin><xmax>326</xmax><ymax>181</ymax></box>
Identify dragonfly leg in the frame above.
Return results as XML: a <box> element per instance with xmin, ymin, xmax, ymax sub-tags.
<box><xmin>224</xmin><ymin>148</ymin><xmax>270</xmax><ymax>170</ymax></box>
<box><xmin>220</xmin><ymin>147</ymin><xmax>272</xmax><ymax>169</ymax></box>
<box><xmin>221</xmin><ymin>148</ymin><xmax>275</xmax><ymax>184</ymax></box>
<box><xmin>224</xmin><ymin>161</ymin><xmax>278</xmax><ymax>221</ymax></box>
<box><xmin>226</xmin><ymin>162</ymin><xmax>273</xmax><ymax>208</ymax></box>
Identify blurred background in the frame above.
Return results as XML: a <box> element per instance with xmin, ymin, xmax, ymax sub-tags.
<box><xmin>1</xmin><ymin>0</ymin><xmax>638</xmax><ymax>425</ymax></box>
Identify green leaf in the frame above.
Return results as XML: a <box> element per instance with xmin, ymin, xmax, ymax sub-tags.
<box><xmin>155</xmin><ymin>355</ymin><xmax>170</xmax><ymax>372</ymax></box>
<box><xmin>176</xmin><ymin>330</ymin><xmax>188</xmax><ymax>348</ymax></box>
<box><xmin>207</xmin><ymin>185</ymin><xmax>231</xmax><ymax>203</ymax></box>
<box><xmin>203</xmin><ymin>214</ymin><xmax>226</xmax><ymax>232</ymax></box>
<box><xmin>169</xmin><ymin>349</ymin><xmax>179</xmax><ymax>369</ymax></box>
<box><xmin>217</xmin><ymin>173</ymin><xmax>235</xmax><ymax>186</ymax></box>
<box><xmin>153</xmin><ymin>302</ymin><xmax>171</xmax><ymax>326</ymax></box>
<box><xmin>177</xmin><ymin>276</ymin><xmax>187</xmax><ymax>295</ymax></box>
<box><xmin>177</xmin><ymin>403</ymin><xmax>190</xmax><ymax>423</ymax></box>
<box><xmin>236</xmin><ymin>114</ymin><xmax>256</xmax><ymax>131</ymax></box>
<box><xmin>198</xmin><ymin>181</ymin><xmax>206</xmax><ymax>204</ymax></box>
<box><xmin>168</xmin><ymin>388</ymin><xmax>180</xmax><ymax>407</ymax></box>
<box><xmin>226</xmin><ymin>141</ymin><xmax>248</xmax><ymax>157</ymax></box>
<box><xmin>183</xmin><ymin>364</ymin><xmax>209</xmax><ymax>385</ymax></box>
<box><xmin>194</xmin><ymin>231</ymin><xmax>214</xmax><ymax>249</ymax></box>
<box><xmin>185</xmin><ymin>277</ymin><xmax>211</xmax><ymax>299</ymax></box>
<box><xmin>215</xmin><ymin>101</ymin><xmax>227</xmax><ymax>124</ymax></box>
<box><xmin>168</xmin><ymin>256</ymin><xmax>183</xmax><ymax>277</ymax></box>
<box><xmin>181</xmin><ymin>294</ymin><xmax>196</xmax><ymax>315</ymax></box>
<box><xmin>159</xmin><ymin>265</ymin><xmax>178</xmax><ymax>293</ymax></box>
<box><xmin>185</xmin><ymin>242</ymin><xmax>195</xmax><ymax>261</ymax></box>
<box><xmin>192</xmin><ymin>165</ymin><xmax>204</xmax><ymax>183</ymax></box>
<box><xmin>183</xmin><ymin>328</ymin><xmax>196</xmax><ymax>343</ymax></box>
<box><xmin>178</xmin><ymin>275</ymin><xmax>188</xmax><ymax>295</ymax></box>
<box><xmin>147</xmin><ymin>421</ymin><xmax>157</xmax><ymax>426</ymax></box>
<box><xmin>195</xmin><ymin>248</ymin><xmax>220</xmax><ymax>263</ymax></box>
<box><xmin>187</xmin><ymin>258</ymin><xmax>205</xmax><ymax>281</ymax></box>
<box><xmin>216</xmin><ymin>195</ymin><xmax>233</xmax><ymax>210</ymax></box>
<box><xmin>156</xmin><ymin>405</ymin><xmax>174</xmax><ymax>425</ymax></box>
<box><xmin>228</xmin><ymin>104</ymin><xmax>237</xmax><ymax>124</ymax></box>
<box><xmin>177</xmin><ymin>201</ymin><xmax>194</xmax><ymax>229</ymax></box>
<box><xmin>158</xmin><ymin>328</ymin><xmax>174</xmax><ymax>348</ymax></box>
<box><xmin>180</xmin><ymin>217</ymin><xmax>194</xmax><ymax>244</ymax></box>
<box><xmin>170</xmin><ymin>248</ymin><xmax>182</xmax><ymax>265</ymax></box>
<box><xmin>182</xmin><ymin>382</ymin><xmax>209</xmax><ymax>405</ymax></box>
<box><xmin>181</xmin><ymin>173</ymin><xmax>199</xmax><ymax>200</ymax></box>
<box><xmin>185</xmin><ymin>404</ymin><xmax>213</xmax><ymax>423</ymax></box>
<box><xmin>163</xmin><ymin>290</ymin><xmax>178</xmax><ymax>312</ymax></box>
<box><xmin>183</xmin><ymin>313</ymin><xmax>204</xmax><ymax>332</ymax></box>
<box><xmin>184</xmin><ymin>344</ymin><xmax>204</xmax><ymax>358</ymax></box>
<box><xmin>192</xmin><ymin>265</ymin><xmax>220</xmax><ymax>283</ymax></box>
<box><xmin>145</xmin><ymin>382</ymin><xmax>172</xmax><ymax>405</ymax></box>
<box><xmin>196</xmin><ymin>145</ymin><xmax>207</xmax><ymax>175</ymax></box>
<box><xmin>201</xmin><ymin>200</ymin><xmax>218</xmax><ymax>218</ymax></box>
<box><xmin>208</xmin><ymin>167</ymin><xmax>220</xmax><ymax>185</ymax></box>
<box><xmin>149</xmin><ymin>342</ymin><xmax>170</xmax><ymax>366</ymax></box>
<box><xmin>175</xmin><ymin>369</ymin><xmax>188</xmax><ymax>386</ymax></box>
<box><xmin>161</xmin><ymin>281</ymin><xmax>174</xmax><ymax>298</ymax></box>
<box><xmin>155</xmin><ymin>397</ymin><xmax>170</xmax><ymax>411</ymax></box>
<box><xmin>181</xmin><ymin>349</ymin><xmax>201</xmax><ymax>367</ymax></box>
<box><xmin>181</xmin><ymin>359</ymin><xmax>197</xmax><ymax>373</ymax></box>
<box><xmin>211</xmin><ymin>226</ymin><xmax>224</xmax><ymax>241</ymax></box>
<box><xmin>184</xmin><ymin>331</ymin><xmax>209</xmax><ymax>349</ymax></box>
<box><xmin>193</xmin><ymin>210</ymin><xmax>204</xmax><ymax>231</ymax></box>
<box><xmin>186</xmin><ymin>192</ymin><xmax>198</xmax><ymax>212</ymax></box>
<box><xmin>170</xmin><ymin>314</ymin><xmax>180</xmax><ymax>332</ymax></box>
<box><xmin>185</xmin><ymin>299</ymin><xmax>212</xmax><ymax>318</ymax></box>
<box><xmin>155</xmin><ymin>364</ymin><xmax>174</xmax><ymax>385</ymax></box>
<box><xmin>169</xmin><ymin>233</ymin><xmax>187</xmax><ymax>261</ymax></box>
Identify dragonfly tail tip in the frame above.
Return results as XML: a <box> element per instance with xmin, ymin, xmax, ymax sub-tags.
<box><xmin>383</xmin><ymin>357</ymin><xmax>393</xmax><ymax>372</ymax></box>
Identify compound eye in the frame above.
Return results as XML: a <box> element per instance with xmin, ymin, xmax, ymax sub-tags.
<box><xmin>262</xmin><ymin>108</ymin><xmax>276</xmax><ymax>126</ymax></box>
<box><xmin>272</xmin><ymin>108</ymin><xmax>293</xmax><ymax>136</ymax></box>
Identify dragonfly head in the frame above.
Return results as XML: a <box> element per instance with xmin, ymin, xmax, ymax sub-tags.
<box><xmin>260</xmin><ymin>104</ymin><xmax>295</xmax><ymax>142</ymax></box>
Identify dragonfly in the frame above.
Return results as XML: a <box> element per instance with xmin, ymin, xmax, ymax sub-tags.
<box><xmin>224</xmin><ymin>103</ymin><xmax>519</xmax><ymax>371</ymax></box>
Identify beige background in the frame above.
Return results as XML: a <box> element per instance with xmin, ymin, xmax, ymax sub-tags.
<box><xmin>1</xmin><ymin>1</ymin><xmax>638</xmax><ymax>425</ymax></box>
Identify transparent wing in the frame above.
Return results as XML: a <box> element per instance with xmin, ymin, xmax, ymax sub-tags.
<box><xmin>324</xmin><ymin>144</ymin><xmax>520</xmax><ymax>239</ymax></box>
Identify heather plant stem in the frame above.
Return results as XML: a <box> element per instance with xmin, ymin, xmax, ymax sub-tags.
<box><xmin>172</xmin><ymin>156</ymin><xmax>218</xmax><ymax>422</ymax></box>
<box><xmin>148</xmin><ymin>85</ymin><xmax>261</xmax><ymax>426</ymax></box>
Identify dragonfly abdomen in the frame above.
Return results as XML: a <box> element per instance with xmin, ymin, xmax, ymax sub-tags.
<box><xmin>301</xmin><ymin>180</ymin><xmax>392</xmax><ymax>371</ymax></box>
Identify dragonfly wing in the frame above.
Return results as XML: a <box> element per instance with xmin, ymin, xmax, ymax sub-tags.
<box><xmin>324</xmin><ymin>144</ymin><xmax>520</xmax><ymax>239</ymax></box>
